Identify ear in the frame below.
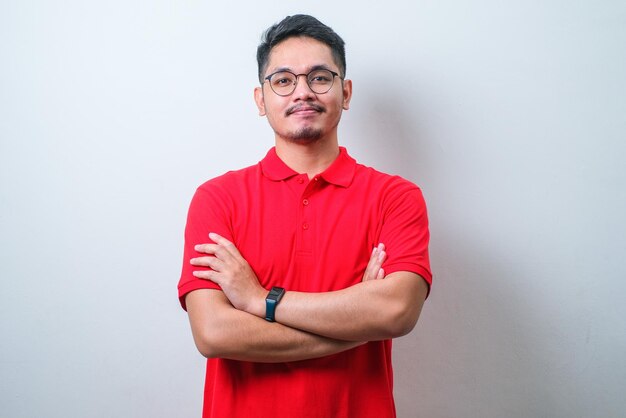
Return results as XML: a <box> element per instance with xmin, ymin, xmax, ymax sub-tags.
<box><xmin>254</xmin><ymin>86</ymin><xmax>266</xmax><ymax>116</ymax></box>
<box><xmin>342</xmin><ymin>79</ymin><xmax>352</xmax><ymax>110</ymax></box>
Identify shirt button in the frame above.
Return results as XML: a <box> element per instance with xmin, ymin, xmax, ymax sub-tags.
<box><xmin>297</xmin><ymin>177</ymin><xmax>304</xmax><ymax>184</ymax></box>
<box><xmin>302</xmin><ymin>199</ymin><xmax>309</xmax><ymax>206</ymax></box>
<box><xmin>302</xmin><ymin>223</ymin><xmax>309</xmax><ymax>230</ymax></box>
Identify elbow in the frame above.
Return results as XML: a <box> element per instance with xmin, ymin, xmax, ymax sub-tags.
<box><xmin>390</xmin><ymin>313</ymin><xmax>418</xmax><ymax>338</ymax></box>
<box><xmin>186</xmin><ymin>289</ymin><xmax>238</xmax><ymax>359</ymax></box>
<box><xmin>385</xmin><ymin>302</ymin><xmax>421</xmax><ymax>338</ymax></box>
<box><xmin>195</xmin><ymin>340</ymin><xmax>218</xmax><ymax>359</ymax></box>
<box><xmin>379</xmin><ymin>273</ymin><xmax>428</xmax><ymax>339</ymax></box>
<box><xmin>193</xmin><ymin>328</ymin><xmax>229</xmax><ymax>359</ymax></box>
<box><xmin>193</xmin><ymin>336</ymin><xmax>216</xmax><ymax>359</ymax></box>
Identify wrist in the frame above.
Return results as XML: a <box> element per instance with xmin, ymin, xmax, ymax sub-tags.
<box><xmin>248</xmin><ymin>288</ymin><xmax>267</xmax><ymax>318</ymax></box>
<box><xmin>264</xmin><ymin>287</ymin><xmax>286</xmax><ymax>322</ymax></box>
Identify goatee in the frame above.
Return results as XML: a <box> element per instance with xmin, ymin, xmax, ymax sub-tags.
<box><xmin>285</xmin><ymin>127</ymin><xmax>323</xmax><ymax>143</ymax></box>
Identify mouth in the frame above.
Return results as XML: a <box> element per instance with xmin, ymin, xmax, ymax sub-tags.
<box><xmin>286</xmin><ymin>103</ymin><xmax>325</xmax><ymax>116</ymax></box>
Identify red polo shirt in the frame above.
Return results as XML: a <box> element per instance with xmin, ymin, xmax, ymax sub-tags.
<box><xmin>178</xmin><ymin>147</ymin><xmax>431</xmax><ymax>418</ymax></box>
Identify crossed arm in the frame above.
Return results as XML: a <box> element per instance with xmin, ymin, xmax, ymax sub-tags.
<box><xmin>185</xmin><ymin>233</ymin><xmax>428</xmax><ymax>363</ymax></box>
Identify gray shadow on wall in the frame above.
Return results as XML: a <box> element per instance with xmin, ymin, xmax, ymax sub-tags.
<box><xmin>345</xmin><ymin>83</ymin><xmax>433</xmax><ymax>184</ymax></box>
<box><xmin>350</xmin><ymin>80</ymin><xmax>566</xmax><ymax>417</ymax></box>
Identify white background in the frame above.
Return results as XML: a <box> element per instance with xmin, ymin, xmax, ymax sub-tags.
<box><xmin>1</xmin><ymin>1</ymin><xmax>625</xmax><ymax>417</ymax></box>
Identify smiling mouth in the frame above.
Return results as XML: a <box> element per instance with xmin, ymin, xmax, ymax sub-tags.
<box><xmin>286</xmin><ymin>103</ymin><xmax>325</xmax><ymax>116</ymax></box>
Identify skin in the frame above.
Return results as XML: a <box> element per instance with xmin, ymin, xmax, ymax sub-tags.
<box><xmin>184</xmin><ymin>36</ymin><xmax>428</xmax><ymax>361</ymax></box>
<box><xmin>254</xmin><ymin>36</ymin><xmax>353</xmax><ymax>178</ymax></box>
<box><xmin>186</xmin><ymin>245</ymin><xmax>386</xmax><ymax>362</ymax></box>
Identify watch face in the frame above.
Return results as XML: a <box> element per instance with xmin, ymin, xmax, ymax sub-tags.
<box><xmin>268</xmin><ymin>287</ymin><xmax>285</xmax><ymax>300</ymax></box>
<box><xmin>265</xmin><ymin>287</ymin><xmax>284</xmax><ymax>322</ymax></box>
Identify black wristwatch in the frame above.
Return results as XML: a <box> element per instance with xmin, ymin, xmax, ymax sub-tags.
<box><xmin>265</xmin><ymin>287</ymin><xmax>285</xmax><ymax>322</ymax></box>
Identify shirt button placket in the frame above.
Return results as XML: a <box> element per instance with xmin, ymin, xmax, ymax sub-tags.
<box><xmin>299</xmin><ymin>176</ymin><xmax>319</xmax><ymax>252</ymax></box>
<box><xmin>302</xmin><ymin>197</ymin><xmax>309</xmax><ymax>230</ymax></box>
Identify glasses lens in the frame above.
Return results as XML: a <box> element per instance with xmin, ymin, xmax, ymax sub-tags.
<box><xmin>307</xmin><ymin>69</ymin><xmax>335</xmax><ymax>94</ymax></box>
<box><xmin>269</xmin><ymin>72</ymin><xmax>297</xmax><ymax>96</ymax></box>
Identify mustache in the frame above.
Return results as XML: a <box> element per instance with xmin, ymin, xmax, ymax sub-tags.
<box><xmin>285</xmin><ymin>103</ymin><xmax>326</xmax><ymax>116</ymax></box>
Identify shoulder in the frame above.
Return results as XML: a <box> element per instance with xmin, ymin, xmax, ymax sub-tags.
<box><xmin>350</xmin><ymin>161</ymin><xmax>428</xmax><ymax>219</ymax></box>
<box><xmin>196</xmin><ymin>162</ymin><xmax>261</xmax><ymax>195</ymax></box>
<box><xmin>187</xmin><ymin>163</ymin><xmax>262</xmax><ymax>213</ymax></box>
<box><xmin>354</xmin><ymin>162</ymin><xmax>424</xmax><ymax>200</ymax></box>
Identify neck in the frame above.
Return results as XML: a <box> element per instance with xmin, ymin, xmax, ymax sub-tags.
<box><xmin>275</xmin><ymin>135</ymin><xmax>340</xmax><ymax>179</ymax></box>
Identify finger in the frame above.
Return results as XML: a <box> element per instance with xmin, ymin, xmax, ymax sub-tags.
<box><xmin>190</xmin><ymin>256</ymin><xmax>223</xmax><ymax>271</ymax></box>
<box><xmin>209</xmin><ymin>232</ymin><xmax>242</xmax><ymax>257</ymax></box>
<box><xmin>192</xmin><ymin>269</ymin><xmax>219</xmax><ymax>282</ymax></box>
<box><xmin>376</xmin><ymin>267</ymin><xmax>385</xmax><ymax>280</ymax></box>
<box><xmin>208</xmin><ymin>232</ymin><xmax>232</xmax><ymax>247</ymax></box>
<box><xmin>371</xmin><ymin>244</ymin><xmax>385</xmax><ymax>265</ymax></box>
<box><xmin>190</xmin><ymin>256</ymin><xmax>210</xmax><ymax>266</ymax></box>
<box><xmin>371</xmin><ymin>243</ymin><xmax>384</xmax><ymax>263</ymax></box>
<box><xmin>194</xmin><ymin>243</ymin><xmax>221</xmax><ymax>254</ymax></box>
<box><xmin>363</xmin><ymin>244</ymin><xmax>385</xmax><ymax>281</ymax></box>
<box><xmin>370</xmin><ymin>250</ymin><xmax>386</xmax><ymax>277</ymax></box>
<box><xmin>194</xmin><ymin>243</ymin><xmax>236</xmax><ymax>265</ymax></box>
<box><xmin>362</xmin><ymin>247</ymin><xmax>379</xmax><ymax>281</ymax></box>
<box><xmin>365</xmin><ymin>246</ymin><xmax>382</xmax><ymax>278</ymax></box>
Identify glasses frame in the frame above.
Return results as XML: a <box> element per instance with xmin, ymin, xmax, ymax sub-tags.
<box><xmin>263</xmin><ymin>68</ymin><xmax>342</xmax><ymax>96</ymax></box>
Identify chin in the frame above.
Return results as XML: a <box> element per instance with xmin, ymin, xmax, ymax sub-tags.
<box><xmin>284</xmin><ymin>127</ymin><xmax>324</xmax><ymax>143</ymax></box>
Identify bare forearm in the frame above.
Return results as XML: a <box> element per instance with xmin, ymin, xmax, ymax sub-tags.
<box><xmin>186</xmin><ymin>290</ymin><xmax>362</xmax><ymax>363</ymax></box>
<box><xmin>247</xmin><ymin>272</ymin><xmax>429</xmax><ymax>342</ymax></box>
<box><xmin>190</xmin><ymin>236</ymin><xmax>427</xmax><ymax>343</ymax></box>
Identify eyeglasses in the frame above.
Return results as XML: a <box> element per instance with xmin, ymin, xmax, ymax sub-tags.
<box><xmin>264</xmin><ymin>68</ymin><xmax>342</xmax><ymax>96</ymax></box>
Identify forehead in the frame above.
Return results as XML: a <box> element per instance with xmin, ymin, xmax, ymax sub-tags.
<box><xmin>266</xmin><ymin>36</ymin><xmax>338</xmax><ymax>74</ymax></box>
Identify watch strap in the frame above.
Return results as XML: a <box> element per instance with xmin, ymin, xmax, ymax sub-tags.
<box><xmin>265</xmin><ymin>287</ymin><xmax>285</xmax><ymax>322</ymax></box>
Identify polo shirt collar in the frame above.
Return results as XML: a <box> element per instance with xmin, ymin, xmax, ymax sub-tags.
<box><xmin>319</xmin><ymin>147</ymin><xmax>356</xmax><ymax>187</ymax></box>
<box><xmin>260</xmin><ymin>147</ymin><xmax>298</xmax><ymax>181</ymax></box>
<box><xmin>260</xmin><ymin>146</ymin><xmax>356</xmax><ymax>187</ymax></box>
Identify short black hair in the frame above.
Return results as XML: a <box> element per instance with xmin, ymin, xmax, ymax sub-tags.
<box><xmin>256</xmin><ymin>14</ymin><xmax>346</xmax><ymax>83</ymax></box>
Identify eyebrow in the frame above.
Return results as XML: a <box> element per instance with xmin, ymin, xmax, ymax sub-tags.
<box><xmin>269</xmin><ymin>64</ymin><xmax>335</xmax><ymax>74</ymax></box>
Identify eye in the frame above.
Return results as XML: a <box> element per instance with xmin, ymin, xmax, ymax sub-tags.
<box><xmin>271</xmin><ymin>72</ymin><xmax>295</xmax><ymax>87</ymax></box>
<box><xmin>308</xmin><ymin>70</ymin><xmax>333</xmax><ymax>85</ymax></box>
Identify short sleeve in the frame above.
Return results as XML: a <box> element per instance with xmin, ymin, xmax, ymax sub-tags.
<box><xmin>177</xmin><ymin>184</ymin><xmax>233</xmax><ymax>310</ymax></box>
<box><xmin>378</xmin><ymin>181</ymin><xmax>432</xmax><ymax>291</ymax></box>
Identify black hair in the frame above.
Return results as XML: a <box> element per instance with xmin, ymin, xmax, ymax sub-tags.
<box><xmin>256</xmin><ymin>14</ymin><xmax>346</xmax><ymax>83</ymax></box>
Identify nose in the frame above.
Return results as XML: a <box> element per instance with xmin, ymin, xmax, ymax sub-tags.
<box><xmin>292</xmin><ymin>74</ymin><xmax>316</xmax><ymax>100</ymax></box>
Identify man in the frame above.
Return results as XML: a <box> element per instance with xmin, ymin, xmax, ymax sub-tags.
<box><xmin>178</xmin><ymin>14</ymin><xmax>432</xmax><ymax>418</ymax></box>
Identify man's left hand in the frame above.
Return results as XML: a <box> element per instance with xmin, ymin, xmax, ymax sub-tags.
<box><xmin>190</xmin><ymin>232</ymin><xmax>266</xmax><ymax>317</ymax></box>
